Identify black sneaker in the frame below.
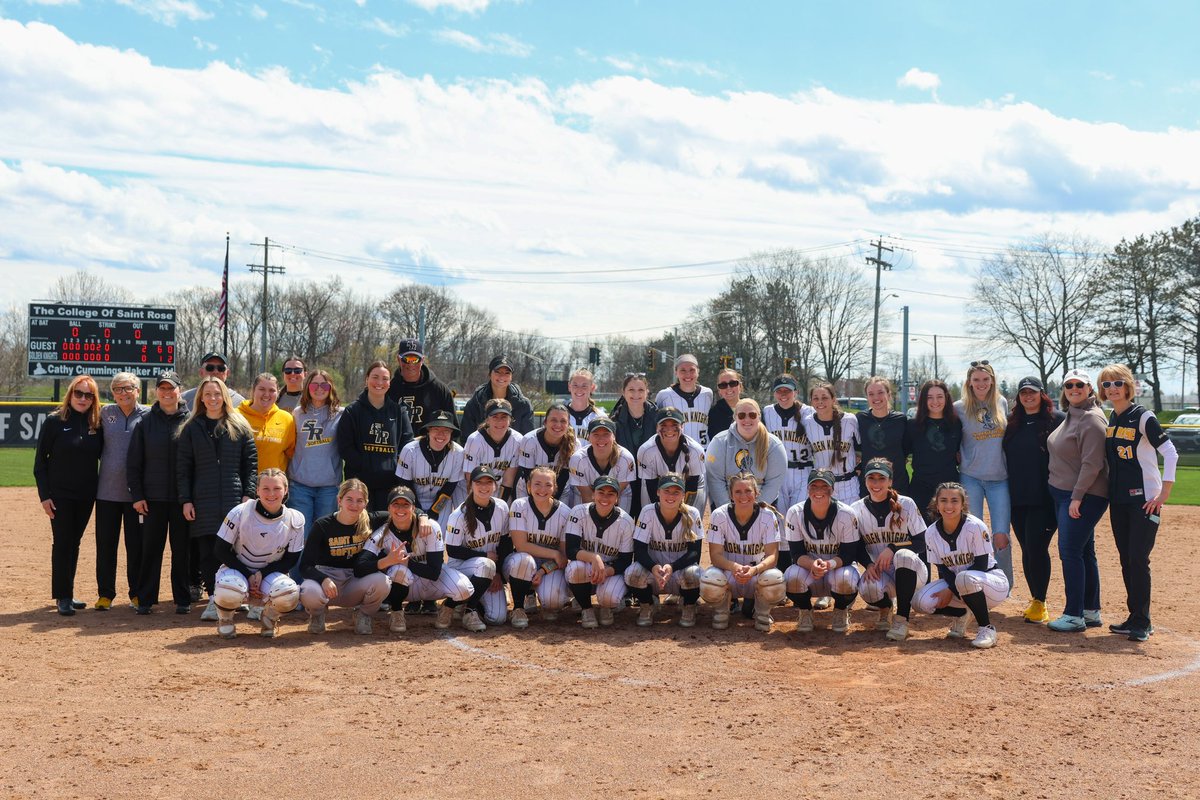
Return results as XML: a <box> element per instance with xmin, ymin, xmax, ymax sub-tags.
<box><xmin>175</xmin><ymin>604</ymin><xmax>190</xmax><ymax>615</ymax></box>
<box><xmin>1128</xmin><ymin>628</ymin><xmax>1151</xmax><ymax>642</ymax></box>
<box><xmin>136</xmin><ymin>605</ymin><xmax>152</xmax><ymax>616</ymax></box>
<box><xmin>421</xmin><ymin>600</ymin><xmax>438</xmax><ymax>615</ymax></box>
<box><xmin>1108</xmin><ymin>618</ymin><xmax>1134</xmax><ymax>635</ymax></box>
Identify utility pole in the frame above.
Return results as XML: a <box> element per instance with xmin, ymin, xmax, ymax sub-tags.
<box><xmin>248</xmin><ymin>237</ymin><xmax>285</xmax><ymax>374</ymax></box>
<box><xmin>867</xmin><ymin>237</ymin><xmax>893</xmax><ymax>377</ymax></box>
<box><xmin>901</xmin><ymin>306</ymin><xmax>910</xmax><ymax>416</ymax></box>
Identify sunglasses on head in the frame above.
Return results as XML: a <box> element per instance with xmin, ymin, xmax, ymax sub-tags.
<box><xmin>72</xmin><ymin>389</ymin><xmax>95</xmax><ymax>401</ymax></box>
<box><xmin>1101</xmin><ymin>380</ymin><xmax>1126</xmax><ymax>389</ymax></box>
<box><xmin>282</xmin><ymin>367</ymin><xmax>304</xmax><ymax>375</ymax></box>
<box><xmin>203</xmin><ymin>363</ymin><xmax>227</xmax><ymax>373</ymax></box>
<box><xmin>736</xmin><ymin>411</ymin><xmax>758</xmax><ymax>420</ymax></box>
<box><xmin>1063</xmin><ymin>381</ymin><xmax>1087</xmax><ymax>390</ymax></box>
<box><xmin>970</xmin><ymin>360</ymin><xmax>990</xmax><ymax>368</ymax></box>
<box><xmin>717</xmin><ymin>380</ymin><xmax>740</xmax><ymax>390</ymax></box>
<box><xmin>624</xmin><ymin>372</ymin><xmax>646</xmax><ymax>379</ymax></box>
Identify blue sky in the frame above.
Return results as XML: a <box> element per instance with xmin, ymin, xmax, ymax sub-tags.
<box><xmin>1</xmin><ymin>0</ymin><xmax>1199</xmax><ymax>384</ymax></box>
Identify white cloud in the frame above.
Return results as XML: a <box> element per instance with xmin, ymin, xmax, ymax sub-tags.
<box><xmin>409</xmin><ymin>0</ymin><xmax>493</xmax><ymax>13</ymax></box>
<box><xmin>114</xmin><ymin>0</ymin><xmax>212</xmax><ymax>26</ymax></box>
<box><xmin>1089</xmin><ymin>70</ymin><xmax>1115</xmax><ymax>81</ymax></box>
<box><xmin>248</xmin><ymin>4</ymin><xmax>267</xmax><ymax>20</ymax></box>
<box><xmin>433</xmin><ymin>28</ymin><xmax>531</xmax><ymax>57</ymax></box>
<box><xmin>193</xmin><ymin>36</ymin><xmax>217</xmax><ymax>51</ymax></box>
<box><xmin>365</xmin><ymin>17</ymin><xmax>408</xmax><ymax>37</ymax></box>
<box><xmin>898</xmin><ymin>67</ymin><xmax>941</xmax><ymax>98</ymax></box>
<box><xmin>0</xmin><ymin>20</ymin><xmax>1198</xmax><ymax>344</ymax></box>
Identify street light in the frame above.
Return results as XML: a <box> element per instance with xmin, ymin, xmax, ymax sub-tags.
<box><xmin>871</xmin><ymin>293</ymin><xmax>900</xmax><ymax>376</ymax></box>
<box><xmin>513</xmin><ymin>350</ymin><xmax>547</xmax><ymax>394</ymax></box>
<box><xmin>910</xmin><ymin>335</ymin><xmax>939</xmax><ymax>382</ymax></box>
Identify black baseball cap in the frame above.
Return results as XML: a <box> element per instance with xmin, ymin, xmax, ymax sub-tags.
<box><xmin>862</xmin><ymin>458</ymin><xmax>893</xmax><ymax>479</ymax></box>
<box><xmin>397</xmin><ymin>338</ymin><xmax>423</xmax><ymax>358</ymax></box>
<box><xmin>156</xmin><ymin>370</ymin><xmax>182</xmax><ymax>388</ymax></box>
<box><xmin>657</xmin><ymin>473</ymin><xmax>685</xmax><ymax>492</ymax></box>
<box><xmin>588</xmin><ymin>417</ymin><xmax>617</xmax><ymax>435</ymax></box>
<box><xmin>470</xmin><ymin>465</ymin><xmax>501</xmax><ymax>483</ymax></box>
<box><xmin>424</xmin><ymin>409</ymin><xmax>459</xmax><ymax>431</ymax></box>
<box><xmin>200</xmin><ymin>351</ymin><xmax>227</xmax><ymax>365</ymax></box>
<box><xmin>656</xmin><ymin>407</ymin><xmax>685</xmax><ymax>427</ymax></box>
<box><xmin>387</xmin><ymin>486</ymin><xmax>417</xmax><ymax>506</ymax></box>
<box><xmin>486</xmin><ymin>400</ymin><xmax>514</xmax><ymax>418</ymax></box>
<box><xmin>592</xmin><ymin>475</ymin><xmax>620</xmax><ymax>493</ymax></box>
<box><xmin>489</xmin><ymin>356</ymin><xmax>513</xmax><ymax>372</ymax></box>
<box><xmin>771</xmin><ymin>375</ymin><xmax>798</xmax><ymax>392</ymax></box>
<box><xmin>807</xmin><ymin>469</ymin><xmax>836</xmax><ymax>487</ymax></box>
<box><xmin>1017</xmin><ymin>376</ymin><xmax>1044</xmax><ymax>392</ymax></box>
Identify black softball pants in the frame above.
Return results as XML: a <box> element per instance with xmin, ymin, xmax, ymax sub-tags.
<box><xmin>1110</xmin><ymin>503</ymin><xmax>1159</xmax><ymax>631</ymax></box>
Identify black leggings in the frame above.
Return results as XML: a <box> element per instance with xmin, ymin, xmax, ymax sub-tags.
<box><xmin>1011</xmin><ymin>502</ymin><xmax>1057</xmax><ymax>602</ymax></box>
<box><xmin>94</xmin><ymin>499</ymin><xmax>144</xmax><ymax>601</ymax></box>
<box><xmin>49</xmin><ymin>498</ymin><xmax>95</xmax><ymax>600</ymax></box>
<box><xmin>1110</xmin><ymin>503</ymin><xmax>1159</xmax><ymax>630</ymax></box>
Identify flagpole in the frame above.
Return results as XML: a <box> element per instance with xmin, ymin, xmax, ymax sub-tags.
<box><xmin>222</xmin><ymin>233</ymin><xmax>230</xmax><ymax>358</ymax></box>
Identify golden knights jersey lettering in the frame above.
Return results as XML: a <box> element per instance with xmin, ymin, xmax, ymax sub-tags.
<box><xmin>722</xmin><ymin>541</ymin><xmax>766</xmax><ymax>556</ymax></box>
<box><xmin>939</xmin><ymin>552</ymin><xmax>977</xmax><ymax>567</ymax></box>
<box><xmin>650</xmin><ymin>539</ymin><xmax>690</xmax><ymax>553</ymax></box>
<box><xmin>412</xmin><ymin>475</ymin><xmax>449</xmax><ymax>488</ymax></box>
<box><xmin>805</xmin><ymin>540</ymin><xmax>840</xmax><ymax>556</ymax></box>
<box><xmin>860</xmin><ymin>529</ymin><xmax>912</xmax><ymax>547</ymax></box>
<box><xmin>809</xmin><ymin>439</ymin><xmax>851</xmax><ymax>455</ymax></box>
<box><xmin>775</xmin><ymin>428</ymin><xmax>802</xmax><ymax>443</ymax></box>
<box><xmin>586</xmin><ymin>540</ymin><xmax>621</xmax><ymax>557</ymax></box>
<box><xmin>453</xmin><ymin>528</ymin><xmax>502</xmax><ymax>550</ymax></box>
<box><xmin>526</xmin><ymin>532</ymin><xmax>561</xmax><ymax>548</ymax></box>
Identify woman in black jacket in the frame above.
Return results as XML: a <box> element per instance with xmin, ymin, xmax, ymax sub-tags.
<box><xmin>458</xmin><ymin>356</ymin><xmax>536</xmax><ymax>440</ymax></box>
<box><xmin>337</xmin><ymin>360</ymin><xmax>414</xmax><ymax>512</ymax></box>
<box><xmin>34</xmin><ymin>374</ymin><xmax>104</xmax><ymax>616</ymax></box>
<box><xmin>128</xmin><ymin>371</ymin><xmax>192</xmax><ymax>614</ymax></box>
<box><xmin>177</xmin><ymin>376</ymin><xmax>258</xmax><ymax>621</ymax></box>
<box><xmin>1002</xmin><ymin>376</ymin><xmax>1066</xmax><ymax>625</ymax></box>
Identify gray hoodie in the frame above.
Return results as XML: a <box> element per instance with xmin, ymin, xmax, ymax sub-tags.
<box><xmin>705</xmin><ymin>422</ymin><xmax>788</xmax><ymax>507</ymax></box>
<box><xmin>289</xmin><ymin>404</ymin><xmax>344</xmax><ymax>487</ymax></box>
<box><xmin>97</xmin><ymin>402</ymin><xmax>149</xmax><ymax>502</ymax></box>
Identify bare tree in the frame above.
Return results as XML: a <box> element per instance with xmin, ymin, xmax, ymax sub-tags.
<box><xmin>972</xmin><ymin>234</ymin><xmax>1107</xmax><ymax>387</ymax></box>
<box><xmin>0</xmin><ymin>305</ymin><xmax>29</xmax><ymax>397</ymax></box>
<box><xmin>809</xmin><ymin>256</ymin><xmax>873</xmax><ymax>385</ymax></box>
<box><xmin>49</xmin><ymin>270</ymin><xmax>135</xmax><ymax>304</ymax></box>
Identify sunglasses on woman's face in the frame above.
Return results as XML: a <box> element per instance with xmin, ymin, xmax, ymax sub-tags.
<box><xmin>309</xmin><ymin>382</ymin><xmax>331</xmax><ymax>392</ymax></box>
<box><xmin>717</xmin><ymin>380</ymin><xmax>740</xmax><ymax>390</ymax></box>
<box><xmin>282</xmin><ymin>367</ymin><xmax>304</xmax><ymax>375</ymax></box>
<box><xmin>72</xmin><ymin>389</ymin><xmax>95</xmax><ymax>401</ymax></box>
<box><xmin>1063</xmin><ymin>381</ymin><xmax>1087</xmax><ymax>390</ymax></box>
<box><xmin>1101</xmin><ymin>380</ymin><xmax>1125</xmax><ymax>389</ymax></box>
<box><xmin>736</xmin><ymin>411</ymin><xmax>758</xmax><ymax>420</ymax></box>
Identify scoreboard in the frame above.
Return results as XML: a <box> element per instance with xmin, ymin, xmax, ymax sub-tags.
<box><xmin>28</xmin><ymin>303</ymin><xmax>177</xmax><ymax>380</ymax></box>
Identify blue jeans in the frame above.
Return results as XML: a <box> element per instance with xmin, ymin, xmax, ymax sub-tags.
<box><xmin>960</xmin><ymin>474</ymin><xmax>1013</xmax><ymax>589</ymax></box>
<box><xmin>289</xmin><ymin>481</ymin><xmax>339</xmax><ymax>537</ymax></box>
<box><xmin>1048</xmin><ymin>485</ymin><xmax>1108</xmax><ymax>617</ymax></box>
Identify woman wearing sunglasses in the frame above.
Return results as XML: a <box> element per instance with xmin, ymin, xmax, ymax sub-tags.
<box><xmin>707</xmin><ymin>367</ymin><xmax>743</xmax><ymax>446</ymax></box>
<box><xmin>289</xmin><ymin>369</ymin><xmax>344</xmax><ymax>538</ymax></box>
<box><xmin>94</xmin><ymin>372</ymin><xmax>149</xmax><ymax>610</ymax></box>
<box><xmin>1098</xmin><ymin>364</ymin><xmax>1177</xmax><ymax>642</ymax></box>
<box><xmin>706</xmin><ymin>398</ymin><xmax>787</xmax><ymax>508</ymax></box>
<box><xmin>35</xmin><ymin>374</ymin><xmax>104</xmax><ymax>616</ymax></box>
<box><xmin>1046</xmin><ymin>369</ymin><xmax>1109</xmax><ymax>633</ymax></box>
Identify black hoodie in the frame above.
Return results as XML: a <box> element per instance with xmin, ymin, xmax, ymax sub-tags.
<box><xmin>337</xmin><ymin>389</ymin><xmax>414</xmax><ymax>489</ymax></box>
<box><xmin>386</xmin><ymin>363</ymin><xmax>456</xmax><ymax>431</ymax></box>
<box><xmin>458</xmin><ymin>381</ymin><xmax>536</xmax><ymax>443</ymax></box>
<box><xmin>127</xmin><ymin>400</ymin><xmax>191</xmax><ymax>503</ymax></box>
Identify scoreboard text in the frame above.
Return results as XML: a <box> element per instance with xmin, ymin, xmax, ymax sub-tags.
<box><xmin>28</xmin><ymin>303</ymin><xmax>177</xmax><ymax>379</ymax></box>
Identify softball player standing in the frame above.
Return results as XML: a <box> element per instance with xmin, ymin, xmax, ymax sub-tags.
<box><xmin>443</xmin><ymin>466</ymin><xmax>511</xmax><ymax>631</ymax></box>
<box><xmin>911</xmin><ymin>482</ymin><xmax>1009</xmax><ymax>649</ymax></box>
<box><xmin>803</xmin><ymin>382</ymin><xmax>860</xmax><ymax>502</ymax></box>
<box><xmin>762</xmin><ymin>374</ymin><xmax>813</xmax><ymax>565</ymax></box>
<box><xmin>504</xmin><ymin>466</ymin><xmax>572</xmax><ymax>627</ymax></box>
<box><xmin>635</xmin><ymin>407</ymin><xmax>707</xmax><ymax>512</ymax></box>
<box><xmin>654</xmin><ymin>354</ymin><xmax>713</xmax><ymax>447</ymax></box>
<box><xmin>565</xmin><ymin>368</ymin><xmax>608</xmax><ymax>440</ymax></box>
<box><xmin>783</xmin><ymin>469</ymin><xmax>861</xmax><ymax>633</ymax></box>
<box><xmin>462</xmin><ymin>398</ymin><xmax>523</xmax><ymax>503</ymax></box>
<box><xmin>849</xmin><ymin>458</ymin><xmax>929</xmax><ymax>641</ymax></box>
<box><xmin>395</xmin><ymin>409</ymin><xmax>466</xmax><ymax>529</ymax></box>
<box><xmin>570</xmin><ymin>418</ymin><xmax>636</xmax><ymax>510</ymax></box>
<box><xmin>701</xmin><ymin>473</ymin><xmax>786</xmax><ymax>632</ymax></box>
<box><xmin>565</xmin><ymin>476</ymin><xmax>636</xmax><ymax>629</ymax></box>
<box><xmin>626</xmin><ymin>474</ymin><xmax>703</xmax><ymax>627</ymax></box>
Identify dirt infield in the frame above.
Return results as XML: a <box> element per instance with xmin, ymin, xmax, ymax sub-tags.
<box><xmin>2</xmin><ymin>485</ymin><xmax>1198</xmax><ymax>799</ymax></box>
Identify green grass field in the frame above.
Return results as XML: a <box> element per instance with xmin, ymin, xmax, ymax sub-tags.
<box><xmin>3</xmin><ymin>448</ymin><xmax>1199</xmax><ymax>505</ymax></box>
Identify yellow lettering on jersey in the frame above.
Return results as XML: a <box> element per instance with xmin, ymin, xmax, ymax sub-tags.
<box><xmin>723</xmin><ymin>542</ymin><xmax>766</xmax><ymax>556</ymax></box>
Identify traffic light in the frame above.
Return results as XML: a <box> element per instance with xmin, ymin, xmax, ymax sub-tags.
<box><xmin>784</xmin><ymin>357</ymin><xmax>795</xmax><ymax>374</ymax></box>
<box><xmin>588</xmin><ymin>346</ymin><xmax>600</xmax><ymax>366</ymax></box>
<box><xmin>646</xmin><ymin>348</ymin><xmax>655</xmax><ymax>371</ymax></box>
<box><xmin>719</xmin><ymin>355</ymin><xmax>733</xmax><ymax>369</ymax></box>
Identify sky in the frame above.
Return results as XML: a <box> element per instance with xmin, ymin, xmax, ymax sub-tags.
<box><xmin>2</xmin><ymin>0</ymin><xmax>1199</xmax><ymax>390</ymax></box>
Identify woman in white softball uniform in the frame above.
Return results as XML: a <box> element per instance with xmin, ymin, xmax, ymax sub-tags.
<box><xmin>701</xmin><ymin>472</ymin><xmax>786</xmax><ymax>632</ymax></box>
<box><xmin>516</xmin><ymin>403</ymin><xmax>580</xmax><ymax>505</ymax></box>
<box><xmin>761</xmin><ymin>374</ymin><xmax>813</xmax><ymax>565</ymax></box>
<box><xmin>443</xmin><ymin>465</ymin><xmax>511</xmax><ymax>631</ymax></box>
<box><xmin>504</xmin><ymin>465</ymin><xmax>572</xmax><ymax>628</ymax></box>
<box><xmin>462</xmin><ymin>398</ymin><xmax>523</xmax><ymax>503</ymax></box>
<box><xmin>654</xmin><ymin>353</ymin><xmax>713</xmax><ymax>447</ymax></box>
<box><xmin>565</xmin><ymin>475</ymin><xmax>636</xmax><ymax>629</ymax></box>
<box><xmin>804</xmin><ymin>381</ymin><xmax>860</xmax><ymax>502</ymax></box>
<box><xmin>395</xmin><ymin>409</ymin><xmax>465</xmax><ymax>529</ymax></box>
<box><xmin>626</xmin><ymin>473</ymin><xmax>703</xmax><ymax>628</ymax></box>
<box><xmin>635</xmin><ymin>406</ymin><xmax>707</xmax><ymax>512</ymax></box>
<box><xmin>210</xmin><ymin>469</ymin><xmax>303</xmax><ymax>640</ymax></box>
<box><xmin>570</xmin><ymin>417</ymin><xmax>636</xmax><ymax>510</ymax></box>
<box><xmin>912</xmin><ymin>482</ymin><xmax>1009</xmax><ymax>649</ymax></box>
<box><xmin>783</xmin><ymin>469</ymin><xmax>862</xmax><ymax>634</ymax></box>
<box><xmin>849</xmin><ymin>458</ymin><xmax>929</xmax><ymax>642</ymax></box>
<box><xmin>359</xmin><ymin>485</ymin><xmax>472</xmax><ymax>634</ymax></box>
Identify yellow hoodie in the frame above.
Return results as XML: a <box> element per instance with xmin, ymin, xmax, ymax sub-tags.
<box><xmin>237</xmin><ymin>400</ymin><xmax>296</xmax><ymax>472</ymax></box>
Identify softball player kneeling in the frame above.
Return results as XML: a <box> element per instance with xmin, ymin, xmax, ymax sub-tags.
<box><xmin>360</xmin><ymin>486</ymin><xmax>472</xmax><ymax>633</ymax></box>
<box><xmin>701</xmin><ymin>472</ymin><xmax>786</xmax><ymax>632</ymax></box>
<box><xmin>783</xmin><ymin>469</ymin><xmax>862</xmax><ymax>634</ymax></box>
<box><xmin>911</xmin><ymin>482</ymin><xmax>1009</xmax><ymax>649</ymax></box>
<box><xmin>443</xmin><ymin>465</ymin><xmax>511</xmax><ymax>632</ymax></box>
<box><xmin>849</xmin><ymin>459</ymin><xmax>929</xmax><ymax>642</ymax></box>
<box><xmin>565</xmin><ymin>475</ymin><xmax>636</xmax><ymax>629</ymax></box>
<box><xmin>297</xmin><ymin>479</ymin><xmax>392</xmax><ymax>635</ymax></box>
<box><xmin>504</xmin><ymin>466</ymin><xmax>572</xmax><ymax>628</ymax></box>
<box><xmin>626</xmin><ymin>473</ymin><xmax>703</xmax><ymax>628</ymax></box>
<box><xmin>210</xmin><ymin>468</ymin><xmax>303</xmax><ymax>640</ymax></box>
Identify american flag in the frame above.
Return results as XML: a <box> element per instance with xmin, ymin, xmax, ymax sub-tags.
<box><xmin>218</xmin><ymin>234</ymin><xmax>229</xmax><ymax>328</ymax></box>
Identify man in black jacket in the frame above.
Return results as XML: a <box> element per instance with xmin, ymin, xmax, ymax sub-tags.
<box><xmin>386</xmin><ymin>338</ymin><xmax>456</xmax><ymax>432</ymax></box>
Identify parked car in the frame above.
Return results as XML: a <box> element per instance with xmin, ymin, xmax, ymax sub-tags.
<box><xmin>1165</xmin><ymin>413</ymin><xmax>1200</xmax><ymax>452</ymax></box>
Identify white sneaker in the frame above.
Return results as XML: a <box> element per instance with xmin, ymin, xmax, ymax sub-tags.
<box><xmin>679</xmin><ymin>605</ymin><xmax>697</xmax><ymax>628</ymax></box>
<box><xmin>711</xmin><ymin>596</ymin><xmax>731</xmax><ymax>630</ymax></box>
<box><xmin>637</xmin><ymin>605</ymin><xmax>654</xmax><ymax>627</ymax></box>
<box><xmin>434</xmin><ymin>604</ymin><xmax>453</xmax><ymax>630</ymax></box>
<box><xmin>754</xmin><ymin>609</ymin><xmax>773</xmax><ymax>632</ymax></box>
<box><xmin>389</xmin><ymin>609</ymin><xmax>406</xmax><ymax>633</ymax></box>
<box><xmin>796</xmin><ymin>609</ymin><xmax>814</xmax><ymax>633</ymax></box>
<box><xmin>259</xmin><ymin>608</ymin><xmax>279</xmax><ymax>638</ymax></box>
<box><xmin>200</xmin><ymin>599</ymin><xmax>219</xmax><ymax>621</ymax></box>
<box><xmin>523</xmin><ymin>595</ymin><xmax>538</xmax><ymax>614</ymax></box>
<box><xmin>971</xmin><ymin>624</ymin><xmax>998</xmax><ymax>649</ymax></box>
<box><xmin>511</xmin><ymin>608</ymin><xmax>529</xmax><ymax>629</ymax></box>
<box><xmin>462</xmin><ymin>609</ymin><xmax>487</xmax><ymax>632</ymax></box>
<box><xmin>580</xmin><ymin>608</ymin><xmax>598</xmax><ymax>629</ymax></box>
<box><xmin>885</xmin><ymin>616</ymin><xmax>909</xmax><ymax>641</ymax></box>
<box><xmin>831</xmin><ymin>607</ymin><xmax>850</xmax><ymax>633</ymax></box>
<box><xmin>948</xmin><ymin>615</ymin><xmax>968</xmax><ymax>639</ymax></box>
<box><xmin>598</xmin><ymin>606</ymin><xmax>615</xmax><ymax>627</ymax></box>
<box><xmin>543</xmin><ymin>610</ymin><xmax>559</xmax><ymax>622</ymax></box>
<box><xmin>875</xmin><ymin>606</ymin><xmax>893</xmax><ymax>631</ymax></box>
<box><xmin>814</xmin><ymin>596</ymin><xmax>833</xmax><ymax>611</ymax></box>
<box><xmin>216</xmin><ymin>607</ymin><xmax>236</xmax><ymax>639</ymax></box>
<box><xmin>307</xmin><ymin>610</ymin><xmax>326</xmax><ymax>635</ymax></box>
<box><xmin>247</xmin><ymin>605</ymin><xmax>263</xmax><ymax>621</ymax></box>
<box><xmin>354</xmin><ymin>610</ymin><xmax>373</xmax><ymax>635</ymax></box>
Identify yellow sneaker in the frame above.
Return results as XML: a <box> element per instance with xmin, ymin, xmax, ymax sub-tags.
<box><xmin>1023</xmin><ymin>599</ymin><xmax>1049</xmax><ymax>624</ymax></box>
<box><xmin>95</xmin><ymin>597</ymin><xmax>112</xmax><ymax>611</ymax></box>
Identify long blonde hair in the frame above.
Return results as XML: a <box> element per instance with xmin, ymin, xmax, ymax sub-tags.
<box><xmin>733</xmin><ymin>398</ymin><xmax>771</xmax><ymax>475</ymax></box>
<box><xmin>962</xmin><ymin>363</ymin><xmax>1007</xmax><ymax>431</ymax></box>
<box><xmin>657</xmin><ymin>472</ymin><xmax>698</xmax><ymax>542</ymax></box>
<box><xmin>338</xmin><ymin>478</ymin><xmax>372</xmax><ymax>540</ymax></box>
<box><xmin>183</xmin><ymin>377</ymin><xmax>251</xmax><ymax>440</ymax></box>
